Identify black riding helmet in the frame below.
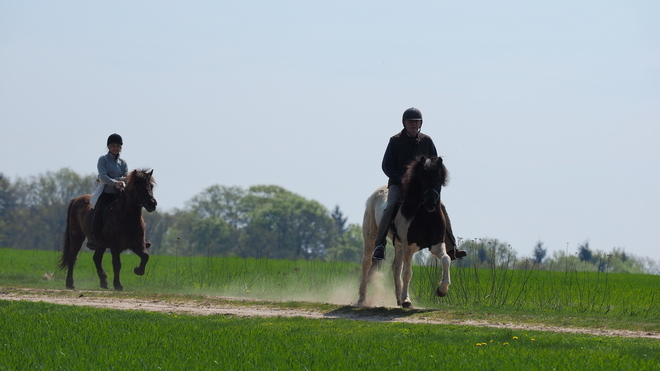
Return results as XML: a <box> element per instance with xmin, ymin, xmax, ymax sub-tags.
<box><xmin>107</xmin><ymin>133</ymin><xmax>123</xmax><ymax>146</ymax></box>
<box><xmin>402</xmin><ymin>107</ymin><xmax>423</xmax><ymax>126</ymax></box>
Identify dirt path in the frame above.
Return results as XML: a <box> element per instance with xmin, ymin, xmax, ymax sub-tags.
<box><xmin>2</xmin><ymin>287</ymin><xmax>659</xmax><ymax>340</ymax></box>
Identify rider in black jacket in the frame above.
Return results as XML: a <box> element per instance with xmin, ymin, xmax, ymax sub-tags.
<box><xmin>373</xmin><ymin>107</ymin><xmax>466</xmax><ymax>261</ymax></box>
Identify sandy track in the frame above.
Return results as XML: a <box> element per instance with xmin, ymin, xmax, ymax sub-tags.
<box><xmin>2</xmin><ymin>287</ymin><xmax>659</xmax><ymax>340</ymax></box>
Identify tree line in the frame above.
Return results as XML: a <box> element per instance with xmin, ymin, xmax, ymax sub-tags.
<box><xmin>0</xmin><ymin>168</ymin><xmax>364</xmax><ymax>262</ymax></box>
<box><xmin>1</xmin><ymin>168</ymin><xmax>657</xmax><ymax>273</ymax></box>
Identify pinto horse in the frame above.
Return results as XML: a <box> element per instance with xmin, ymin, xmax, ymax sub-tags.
<box><xmin>58</xmin><ymin>169</ymin><xmax>157</xmax><ymax>291</ymax></box>
<box><xmin>358</xmin><ymin>157</ymin><xmax>450</xmax><ymax>308</ymax></box>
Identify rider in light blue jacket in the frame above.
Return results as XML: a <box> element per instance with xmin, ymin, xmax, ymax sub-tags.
<box><xmin>87</xmin><ymin>133</ymin><xmax>128</xmax><ymax>249</ymax></box>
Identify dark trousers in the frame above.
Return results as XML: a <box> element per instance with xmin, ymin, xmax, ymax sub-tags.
<box><xmin>90</xmin><ymin>192</ymin><xmax>115</xmax><ymax>239</ymax></box>
<box><xmin>375</xmin><ymin>184</ymin><xmax>402</xmax><ymax>247</ymax></box>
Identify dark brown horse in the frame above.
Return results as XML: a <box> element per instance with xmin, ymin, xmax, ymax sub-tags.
<box><xmin>58</xmin><ymin>169</ymin><xmax>157</xmax><ymax>291</ymax></box>
<box><xmin>359</xmin><ymin>156</ymin><xmax>450</xmax><ymax>308</ymax></box>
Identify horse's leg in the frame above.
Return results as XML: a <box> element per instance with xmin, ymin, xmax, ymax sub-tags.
<box><xmin>93</xmin><ymin>247</ymin><xmax>109</xmax><ymax>289</ymax></box>
<box><xmin>65</xmin><ymin>235</ymin><xmax>85</xmax><ymax>290</ymax></box>
<box><xmin>392</xmin><ymin>241</ymin><xmax>405</xmax><ymax>307</ymax></box>
<box><xmin>430</xmin><ymin>242</ymin><xmax>451</xmax><ymax>297</ymax></box>
<box><xmin>399</xmin><ymin>246</ymin><xmax>416</xmax><ymax>308</ymax></box>
<box><xmin>357</xmin><ymin>252</ymin><xmax>373</xmax><ymax>307</ymax></box>
<box><xmin>358</xmin><ymin>197</ymin><xmax>380</xmax><ymax>307</ymax></box>
<box><xmin>132</xmin><ymin>246</ymin><xmax>149</xmax><ymax>276</ymax></box>
<box><xmin>63</xmin><ymin>206</ymin><xmax>86</xmax><ymax>290</ymax></box>
<box><xmin>110</xmin><ymin>249</ymin><xmax>123</xmax><ymax>291</ymax></box>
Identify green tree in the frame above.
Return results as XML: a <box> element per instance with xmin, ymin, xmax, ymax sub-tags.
<box><xmin>1</xmin><ymin>169</ymin><xmax>95</xmax><ymax>251</ymax></box>
<box><xmin>241</xmin><ymin>185</ymin><xmax>336</xmax><ymax>260</ymax></box>
<box><xmin>533</xmin><ymin>241</ymin><xmax>547</xmax><ymax>264</ymax></box>
<box><xmin>158</xmin><ymin>209</ymin><xmax>240</xmax><ymax>257</ymax></box>
<box><xmin>578</xmin><ymin>241</ymin><xmax>593</xmax><ymax>263</ymax></box>
<box><xmin>331</xmin><ymin>205</ymin><xmax>348</xmax><ymax>235</ymax></box>
<box><xmin>0</xmin><ymin>173</ymin><xmax>18</xmax><ymax>247</ymax></box>
<box><xmin>187</xmin><ymin>185</ymin><xmax>247</xmax><ymax>228</ymax></box>
<box><xmin>325</xmin><ymin>223</ymin><xmax>363</xmax><ymax>263</ymax></box>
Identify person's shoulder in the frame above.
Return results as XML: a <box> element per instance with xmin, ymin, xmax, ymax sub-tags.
<box><xmin>419</xmin><ymin>132</ymin><xmax>434</xmax><ymax>141</ymax></box>
<box><xmin>390</xmin><ymin>129</ymin><xmax>405</xmax><ymax>140</ymax></box>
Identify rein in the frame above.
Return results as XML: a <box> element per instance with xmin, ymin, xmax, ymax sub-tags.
<box><xmin>124</xmin><ymin>186</ymin><xmax>148</xmax><ymax>208</ymax></box>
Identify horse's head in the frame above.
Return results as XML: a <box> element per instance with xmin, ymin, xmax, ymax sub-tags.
<box><xmin>125</xmin><ymin>169</ymin><xmax>157</xmax><ymax>212</ymax></box>
<box><xmin>402</xmin><ymin>156</ymin><xmax>449</xmax><ymax>215</ymax></box>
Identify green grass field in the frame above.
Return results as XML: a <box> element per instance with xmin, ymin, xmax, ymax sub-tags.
<box><xmin>2</xmin><ymin>248</ymin><xmax>659</xmax><ymax>319</ymax></box>
<box><xmin>1</xmin><ymin>300</ymin><xmax>658</xmax><ymax>370</ymax></box>
<box><xmin>2</xmin><ymin>247</ymin><xmax>660</xmax><ymax>370</ymax></box>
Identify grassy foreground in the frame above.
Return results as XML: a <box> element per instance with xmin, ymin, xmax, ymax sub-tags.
<box><xmin>2</xmin><ymin>247</ymin><xmax>659</xmax><ymax>331</ymax></box>
<box><xmin>1</xmin><ymin>300</ymin><xmax>659</xmax><ymax>371</ymax></box>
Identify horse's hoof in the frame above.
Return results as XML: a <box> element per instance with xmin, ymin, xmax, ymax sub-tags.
<box><xmin>134</xmin><ymin>267</ymin><xmax>145</xmax><ymax>275</ymax></box>
<box><xmin>402</xmin><ymin>302</ymin><xmax>413</xmax><ymax>309</ymax></box>
<box><xmin>101</xmin><ymin>283</ymin><xmax>109</xmax><ymax>289</ymax></box>
<box><xmin>436</xmin><ymin>287</ymin><xmax>448</xmax><ymax>297</ymax></box>
<box><xmin>115</xmin><ymin>286</ymin><xmax>124</xmax><ymax>291</ymax></box>
<box><xmin>66</xmin><ymin>285</ymin><xmax>75</xmax><ymax>290</ymax></box>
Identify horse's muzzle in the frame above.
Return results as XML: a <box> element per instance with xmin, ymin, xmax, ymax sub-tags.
<box><xmin>144</xmin><ymin>199</ymin><xmax>157</xmax><ymax>213</ymax></box>
<box><xmin>423</xmin><ymin>202</ymin><xmax>439</xmax><ymax>213</ymax></box>
<box><xmin>422</xmin><ymin>189</ymin><xmax>440</xmax><ymax>212</ymax></box>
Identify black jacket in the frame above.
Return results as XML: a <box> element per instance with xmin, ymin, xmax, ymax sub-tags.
<box><xmin>381</xmin><ymin>129</ymin><xmax>437</xmax><ymax>186</ymax></box>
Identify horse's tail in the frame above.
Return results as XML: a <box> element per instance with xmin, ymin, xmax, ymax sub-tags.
<box><xmin>58</xmin><ymin>199</ymin><xmax>75</xmax><ymax>270</ymax></box>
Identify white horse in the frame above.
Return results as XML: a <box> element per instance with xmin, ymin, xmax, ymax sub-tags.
<box><xmin>358</xmin><ymin>156</ymin><xmax>451</xmax><ymax>308</ymax></box>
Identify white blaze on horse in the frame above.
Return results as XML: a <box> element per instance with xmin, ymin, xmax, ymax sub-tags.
<box><xmin>358</xmin><ymin>156</ymin><xmax>451</xmax><ymax>308</ymax></box>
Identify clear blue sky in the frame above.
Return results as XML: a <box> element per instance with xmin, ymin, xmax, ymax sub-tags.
<box><xmin>1</xmin><ymin>1</ymin><xmax>658</xmax><ymax>261</ymax></box>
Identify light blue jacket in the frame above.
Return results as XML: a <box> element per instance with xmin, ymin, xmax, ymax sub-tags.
<box><xmin>97</xmin><ymin>152</ymin><xmax>128</xmax><ymax>194</ymax></box>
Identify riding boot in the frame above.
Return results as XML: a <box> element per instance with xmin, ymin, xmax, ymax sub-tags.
<box><xmin>442</xmin><ymin>203</ymin><xmax>466</xmax><ymax>260</ymax></box>
<box><xmin>87</xmin><ymin>193</ymin><xmax>110</xmax><ymax>250</ymax></box>
<box><xmin>86</xmin><ymin>207</ymin><xmax>100</xmax><ymax>250</ymax></box>
<box><xmin>373</xmin><ymin>244</ymin><xmax>386</xmax><ymax>260</ymax></box>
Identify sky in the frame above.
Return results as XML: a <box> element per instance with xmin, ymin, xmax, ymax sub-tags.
<box><xmin>1</xmin><ymin>1</ymin><xmax>658</xmax><ymax>261</ymax></box>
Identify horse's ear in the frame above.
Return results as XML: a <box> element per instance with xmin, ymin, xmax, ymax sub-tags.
<box><xmin>148</xmin><ymin>169</ymin><xmax>154</xmax><ymax>176</ymax></box>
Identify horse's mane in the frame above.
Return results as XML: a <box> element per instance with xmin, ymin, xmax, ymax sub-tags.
<box><xmin>126</xmin><ymin>169</ymin><xmax>156</xmax><ymax>187</ymax></box>
<box><xmin>400</xmin><ymin>157</ymin><xmax>448</xmax><ymax>218</ymax></box>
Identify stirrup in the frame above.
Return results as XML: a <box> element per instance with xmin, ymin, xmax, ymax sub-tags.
<box><xmin>447</xmin><ymin>248</ymin><xmax>467</xmax><ymax>260</ymax></box>
<box><xmin>373</xmin><ymin>244</ymin><xmax>386</xmax><ymax>260</ymax></box>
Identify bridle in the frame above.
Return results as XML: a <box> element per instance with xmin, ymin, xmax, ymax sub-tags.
<box><xmin>124</xmin><ymin>183</ymin><xmax>152</xmax><ymax>208</ymax></box>
<box><xmin>422</xmin><ymin>187</ymin><xmax>441</xmax><ymax>211</ymax></box>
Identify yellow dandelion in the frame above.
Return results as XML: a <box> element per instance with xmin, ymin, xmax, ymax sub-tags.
<box><xmin>503</xmin><ymin>342</ymin><xmax>509</xmax><ymax>345</ymax></box>
<box><xmin>476</xmin><ymin>343</ymin><xmax>483</xmax><ymax>346</ymax></box>
<box><xmin>245</xmin><ymin>290</ymin><xmax>251</xmax><ymax>293</ymax></box>
<box><xmin>513</xmin><ymin>336</ymin><xmax>519</xmax><ymax>339</ymax></box>
<box><xmin>531</xmin><ymin>339</ymin><xmax>536</xmax><ymax>341</ymax></box>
